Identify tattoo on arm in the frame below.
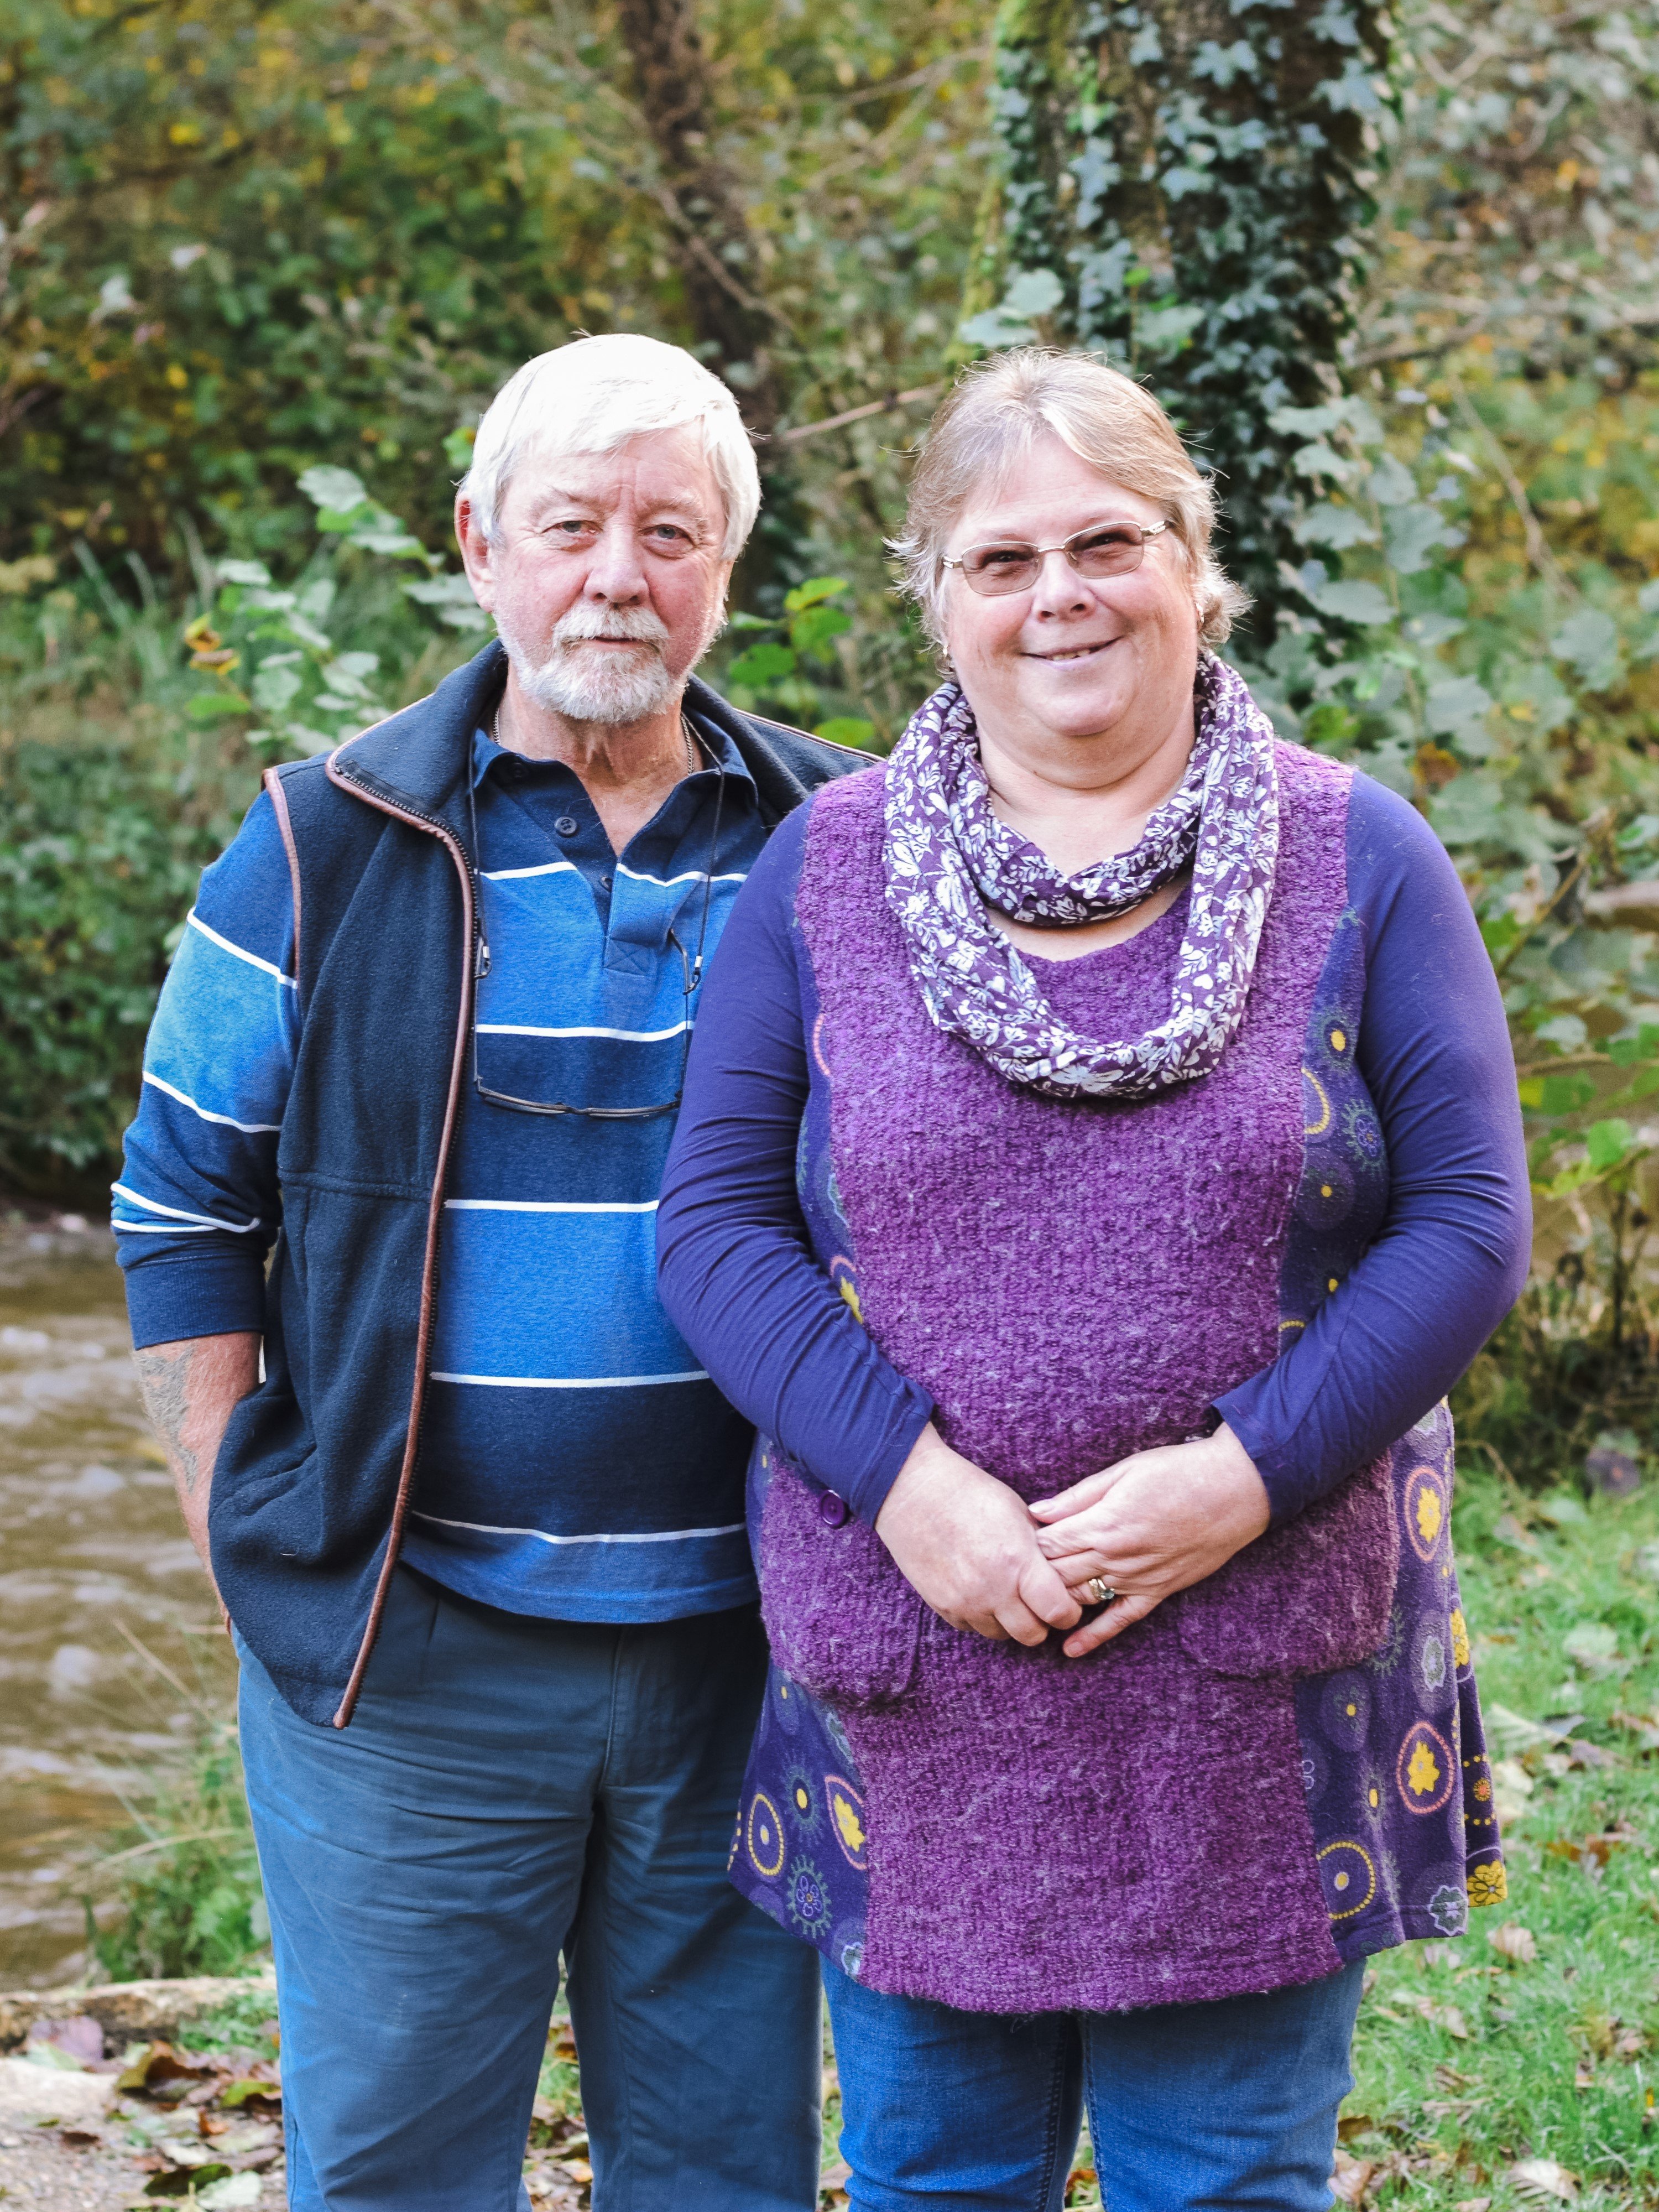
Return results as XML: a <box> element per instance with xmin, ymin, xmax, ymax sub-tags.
<box><xmin>134</xmin><ymin>1341</ymin><xmax>202</xmax><ymax>1495</ymax></box>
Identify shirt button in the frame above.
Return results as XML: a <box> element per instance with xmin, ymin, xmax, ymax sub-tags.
<box><xmin>555</xmin><ymin>816</ymin><xmax>579</xmax><ymax>837</ymax></box>
<box><xmin>817</xmin><ymin>1490</ymin><xmax>849</xmax><ymax>1528</ymax></box>
<box><xmin>599</xmin><ymin>873</ymin><xmax>613</xmax><ymax>891</ymax></box>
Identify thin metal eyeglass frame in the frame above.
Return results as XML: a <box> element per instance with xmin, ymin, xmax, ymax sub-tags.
<box><xmin>941</xmin><ymin>517</ymin><xmax>1172</xmax><ymax>596</ymax></box>
<box><xmin>466</xmin><ymin>725</ymin><xmax>727</xmax><ymax>1121</ymax></box>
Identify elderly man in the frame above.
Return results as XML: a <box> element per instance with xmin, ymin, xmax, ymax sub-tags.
<box><xmin>112</xmin><ymin>335</ymin><xmax>861</xmax><ymax>2212</ymax></box>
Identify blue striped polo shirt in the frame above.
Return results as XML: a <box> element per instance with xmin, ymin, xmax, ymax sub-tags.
<box><xmin>114</xmin><ymin>715</ymin><xmax>768</xmax><ymax>1622</ymax></box>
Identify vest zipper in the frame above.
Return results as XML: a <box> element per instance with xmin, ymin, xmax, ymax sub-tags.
<box><xmin>324</xmin><ymin>753</ymin><xmax>481</xmax><ymax>1726</ymax></box>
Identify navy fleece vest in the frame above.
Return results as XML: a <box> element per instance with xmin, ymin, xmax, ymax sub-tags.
<box><xmin>208</xmin><ymin>641</ymin><xmax>865</xmax><ymax>1725</ymax></box>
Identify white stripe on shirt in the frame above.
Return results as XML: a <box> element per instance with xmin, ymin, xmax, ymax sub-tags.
<box><xmin>111</xmin><ymin>1181</ymin><xmax>264</xmax><ymax>1233</ymax></box>
<box><xmin>474</xmin><ymin>1020</ymin><xmax>692</xmax><ymax>1042</ymax></box>
<box><xmin>141</xmin><ymin>1071</ymin><xmax>281</xmax><ymax>1136</ymax></box>
<box><xmin>445</xmin><ymin>1198</ymin><xmax>659</xmax><ymax>1213</ymax></box>
<box><xmin>481</xmin><ymin>861</ymin><xmax>581</xmax><ymax>882</ymax></box>
<box><xmin>429</xmin><ymin>1368</ymin><xmax>709</xmax><ymax>1388</ymax></box>
<box><xmin>186</xmin><ymin>910</ymin><xmax>296</xmax><ymax>988</ymax></box>
<box><xmin>411</xmin><ymin>1511</ymin><xmax>745</xmax><ymax>1547</ymax></box>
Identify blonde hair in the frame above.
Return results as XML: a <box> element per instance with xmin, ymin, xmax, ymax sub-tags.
<box><xmin>893</xmin><ymin>349</ymin><xmax>1249</xmax><ymax>649</ymax></box>
<box><xmin>461</xmin><ymin>334</ymin><xmax>760</xmax><ymax>561</ymax></box>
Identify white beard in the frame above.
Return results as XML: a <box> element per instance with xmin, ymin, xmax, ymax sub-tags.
<box><xmin>497</xmin><ymin>600</ymin><xmax>684</xmax><ymax>726</ymax></box>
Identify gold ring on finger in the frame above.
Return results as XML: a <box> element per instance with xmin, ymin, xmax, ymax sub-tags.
<box><xmin>1084</xmin><ymin>1576</ymin><xmax>1116</xmax><ymax>1608</ymax></box>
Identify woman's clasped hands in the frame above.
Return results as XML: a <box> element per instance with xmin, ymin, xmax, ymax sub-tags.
<box><xmin>875</xmin><ymin>1420</ymin><xmax>1270</xmax><ymax>1658</ymax></box>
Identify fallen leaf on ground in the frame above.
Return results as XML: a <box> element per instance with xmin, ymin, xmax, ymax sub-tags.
<box><xmin>1510</xmin><ymin>2158</ymin><xmax>1578</xmax><ymax>2199</ymax></box>
<box><xmin>1491</xmin><ymin>1922</ymin><xmax>1537</xmax><ymax>1963</ymax></box>
<box><xmin>1330</xmin><ymin>2148</ymin><xmax>1375</xmax><ymax>2204</ymax></box>
<box><xmin>1547</xmin><ymin>1830</ymin><xmax>1631</xmax><ymax>1870</ymax></box>
<box><xmin>1453</xmin><ymin>2199</ymin><xmax>1491</xmax><ymax>2210</ymax></box>
<box><xmin>1337</xmin><ymin>2114</ymin><xmax>1375</xmax><ymax>2142</ymax></box>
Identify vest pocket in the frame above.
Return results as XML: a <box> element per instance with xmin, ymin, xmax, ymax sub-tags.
<box><xmin>756</xmin><ymin>1458</ymin><xmax>924</xmax><ymax>1710</ymax></box>
<box><xmin>1176</xmin><ymin>1452</ymin><xmax>1399</xmax><ymax>1678</ymax></box>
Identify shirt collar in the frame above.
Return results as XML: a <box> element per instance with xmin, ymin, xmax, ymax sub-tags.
<box><xmin>469</xmin><ymin>707</ymin><xmax>757</xmax><ymax>792</ymax></box>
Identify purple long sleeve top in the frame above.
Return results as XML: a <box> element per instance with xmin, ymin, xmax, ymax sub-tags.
<box><xmin>657</xmin><ymin>768</ymin><xmax>1529</xmax><ymax>1528</ymax></box>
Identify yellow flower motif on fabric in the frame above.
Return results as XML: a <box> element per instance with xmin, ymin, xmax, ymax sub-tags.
<box><xmin>1450</xmin><ymin>1607</ymin><xmax>1470</xmax><ymax>1669</ymax></box>
<box><xmin>1415</xmin><ymin>1487</ymin><xmax>1443</xmax><ymax>1548</ymax></box>
<box><xmin>1468</xmin><ymin>1861</ymin><xmax>1509</xmax><ymax>1909</ymax></box>
<box><xmin>1407</xmin><ymin>1739</ymin><xmax>1442</xmax><ymax>1798</ymax></box>
<box><xmin>825</xmin><ymin>1774</ymin><xmax>869</xmax><ymax>1868</ymax></box>
<box><xmin>834</xmin><ymin>1793</ymin><xmax>865</xmax><ymax>1856</ymax></box>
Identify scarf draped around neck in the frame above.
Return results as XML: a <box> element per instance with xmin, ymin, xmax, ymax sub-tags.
<box><xmin>880</xmin><ymin>654</ymin><xmax>1281</xmax><ymax>1101</ymax></box>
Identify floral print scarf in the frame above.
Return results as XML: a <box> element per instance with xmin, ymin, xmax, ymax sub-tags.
<box><xmin>880</xmin><ymin>653</ymin><xmax>1281</xmax><ymax>1100</ymax></box>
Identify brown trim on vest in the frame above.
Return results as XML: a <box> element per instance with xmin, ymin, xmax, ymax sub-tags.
<box><xmin>261</xmin><ymin>767</ymin><xmax>304</xmax><ymax>995</ymax></box>
<box><xmin>322</xmin><ymin>730</ymin><xmax>474</xmax><ymax>1727</ymax></box>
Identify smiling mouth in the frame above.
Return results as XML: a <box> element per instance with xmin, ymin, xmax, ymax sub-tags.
<box><xmin>1029</xmin><ymin>638</ymin><xmax>1115</xmax><ymax>663</ymax></box>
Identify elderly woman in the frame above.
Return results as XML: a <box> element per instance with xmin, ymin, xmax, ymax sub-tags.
<box><xmin>656</xmin><ymin>350</ymin><xmax>1528</xmax><ymax>2211</ymax></box>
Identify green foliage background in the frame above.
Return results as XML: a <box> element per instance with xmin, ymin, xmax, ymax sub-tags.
<box><xmin>6</xmin><ymin>0</ymin><xmax>1659</xmax><ymax>1487</ymax></box>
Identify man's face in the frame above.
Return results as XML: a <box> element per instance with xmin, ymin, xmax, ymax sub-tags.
<box><xmin>456</xmin><ymin>424</ymin><xmax>734</xmax><ymax>724</ymax></box>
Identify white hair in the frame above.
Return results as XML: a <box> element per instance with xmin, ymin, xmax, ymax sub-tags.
<box><xmin>460</xmin><ymin>334</ymin><xmax>761</xmax><ymax>560</ymax></box>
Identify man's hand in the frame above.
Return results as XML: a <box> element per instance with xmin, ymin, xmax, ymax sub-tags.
<box><xmin>1029</xmin><ymin>1424</ymin><xmax>1270</xmax><ymax>1658</ymax></box>
<box><xmin>875</xmin><ymin>1423</ymin><xmax>1083</xmax><ymax>1646</ymax></box>
<box><xmin>132</xmin><ymin>1332</ymin><xmax>261</xmax><ymax>1615</ymax></box>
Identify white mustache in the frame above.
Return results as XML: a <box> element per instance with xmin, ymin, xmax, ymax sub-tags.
<box><xmin>551</xmin><ymin>603</ymin><xmax>671</xmax><ymax>648</ymax></box>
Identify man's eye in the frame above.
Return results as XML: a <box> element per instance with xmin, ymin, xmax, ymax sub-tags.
<box><xmin>549</xmin><ymin>518</ymin><xmax>599</xmax><ymax>540</ymax></box>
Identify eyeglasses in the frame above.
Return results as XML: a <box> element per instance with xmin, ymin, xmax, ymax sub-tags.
<box><xmin>942</xmin><ymin>518</ymin><xmax>1172</xmax><ymax>597</ymax></box>
<box><xmin>466</xmin><ymin>736</ymin><xmax>726</xmax><ymax>1122</ymax></box>
<box><xmin>472</xmin><ymin>928</ymin><xmax>702</xmax><ymax>1120</ymax></box>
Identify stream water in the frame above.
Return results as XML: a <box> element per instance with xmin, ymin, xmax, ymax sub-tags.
<box><xmin>0</xmin><ymin>1219</ymin><xmax>233</xmax><ymax>1989</ymax></box>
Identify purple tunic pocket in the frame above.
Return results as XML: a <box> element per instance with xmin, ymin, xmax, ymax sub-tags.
<box><xmin>757</xmin><ymin>1457</ymin><xmax>924</xmax><ymax>1709</ymax></box>
<box><xmin>1176</xmin><ymin>1454</ymin><xmax>1399</xmax><ymax>1678</ymax></box>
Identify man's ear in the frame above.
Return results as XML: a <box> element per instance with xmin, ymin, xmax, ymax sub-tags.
<box><xmin>454</xmin><ymin>492</ymin><xmax>496</xmax><ymax>613</ymax></box>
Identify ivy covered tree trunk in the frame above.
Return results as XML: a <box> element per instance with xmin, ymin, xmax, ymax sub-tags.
<box><xmin>972</xmin><ymin>0</ymin><xmax>1396</xmax><ymax>634</ymax></box>
<box><xmin>613</xmin><ymin>0</ymin><xmax>786</xmax><ymax>437</ymax></box>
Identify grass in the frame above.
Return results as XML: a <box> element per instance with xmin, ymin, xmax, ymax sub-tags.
<box><xmin>69</xmin><ymin>1461</ymin><xmax>1659</xmax><ymax>2209</ymax></box>
<box><xmin>1321</xmin><ymin>1465</ymin><xmax>1659</xmax><ymax>2210</ymax></box>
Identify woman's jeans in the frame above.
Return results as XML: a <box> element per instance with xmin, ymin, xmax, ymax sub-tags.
<box><xmin>823</xmin><ymin>1955</ymin><xmax>1366</xmax><ymax>2212</ymax></box>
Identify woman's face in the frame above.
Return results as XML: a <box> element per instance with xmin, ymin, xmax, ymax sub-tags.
<box><xmin>940</xmin><ymin>436</ymin><xmax>1200</xmax><ymax>758</ymax></box>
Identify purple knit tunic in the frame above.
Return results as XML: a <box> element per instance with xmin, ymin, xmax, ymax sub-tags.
<box><xmin>729</xmin><ymin>745</ymin><xmax>1504</xmax><ymax>2015</ymax></box>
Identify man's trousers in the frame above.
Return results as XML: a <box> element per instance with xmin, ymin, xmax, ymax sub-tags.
<box><xmin>236</xmin><ymin>1565</ymin><xmax>823</xmax><ymax>2211</ymax></box>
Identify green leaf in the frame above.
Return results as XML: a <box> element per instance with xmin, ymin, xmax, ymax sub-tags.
<box><xmin>1366</xmin><ymin>455</ymin><xmax>1417</xmax><ymax>508</ymax></box>
<box><xmin>1385</xmin><ymin>503</ymin><xmax>1462</xmax><ymax>575</ymax></box>
<box><xmin>789</xmin><ymin>603</ymin><xmax>851</xmax><ymax>658</ymax></box>
<box><xmin>1586</xmin><ymin>1117</ymin><xmax>1635</xmax><ymax>1170</ymax></box>
<box><xmin>1538</xmin><ymin>1073</ymin><xmax>1595</xmax><ymax>1115</ymax></box>
<box><xmin>348</xmin><ymin>527</ymin><xmax>426</xmax><ymax>559</ymax></box>
<box><xmin>1307</xmin><ymin>579</ymin><xmax>1394</xmax><ymax>625</ymax></box>
<box><xmin>1480</xmin><ymin>911</ymin><xmax>1522</xmax><ymax>960</ymax></box>
<box><xmin>185</xmin><ymin>692</ymin><xmax>246</xmax><ymax>722</ymax></box>
<box><xmin>782</xmin><ymin>576</ymin><xmax>851</xmax><ymax>613</ymax></box>
<box><xmin>815</xmin><ymin>717</ymin><xmax>876</xmax><ymax>748</ymax></box>
<box><xmin>443</xmin><ymin>426</ymin><xmax>476</xmax><ymax>472</ymax></box>
<box><xmin>297</xmin><ymin>464</ymin><xmax>370</xmax><ymax>513</ymax></box>
<box><xmin>250</xmin><ymin>664</ymin><xmax>302</xmax><ymax>713</ymax></box>
<box><xmin>1534</xmin><ymin>1013</ymin><xmax>1588</xmax><ymax>1052</ymax></box>
<box><xmin>1551</xmin><ymin>607</ymin><xmax>1622</xmax><ymax>690</ymax></box>
<box><xmin>726</xmin><ymin>642</ymin><xmax>796</xmax><ymax>688</ymax></box>
<box><xmin>1295</xmin><ymin>503</ymin><xmax>1378</xmax><ymax>550</ymax></box>
<box><xmin>217</xmin><ymin>559</ymin><xmax>270</xmax><ymax>587</ymax></box>
<box><xmin>726</xmin><ymin>611</ymin><xmax>776</xmax><ymax>631</ymax></box>
<box><xmin>1425</xmin><ymin>675</ymin><xmax>1494</xmax><ymax>740</ymax></box>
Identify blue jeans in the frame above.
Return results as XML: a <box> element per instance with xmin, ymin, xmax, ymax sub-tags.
<box><xmin>237</xmin><ymin>1567</ymin><xmax>822</xmax><ymax>2212</ymax></box>
<box><xmin>823</xmin><ymin>1956</ymin><xmax>1365</xmax><ymax>2211</ymax></box>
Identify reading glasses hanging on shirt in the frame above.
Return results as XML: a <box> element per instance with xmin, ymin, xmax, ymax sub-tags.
<box><xmin>467</xmin><ymin>727</ymin><xmax>726</xmax><ymax>1122</ymax></box>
